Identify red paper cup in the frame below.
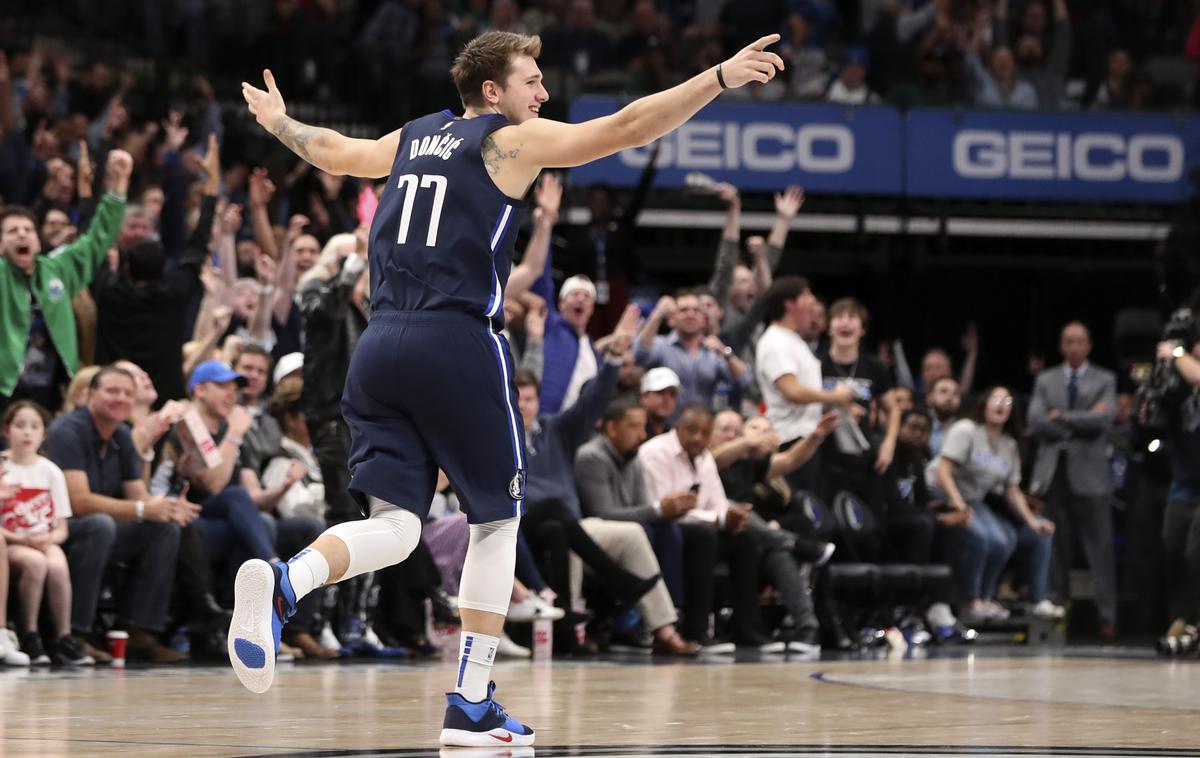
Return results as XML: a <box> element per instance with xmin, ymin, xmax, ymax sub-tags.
<box><xmin>107</xmin><ymin>630</ymin><xmax>129</xmax><ymax>667</ymax></box>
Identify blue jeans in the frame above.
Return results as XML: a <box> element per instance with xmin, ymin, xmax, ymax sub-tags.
<box><xmin>199</xmin><ymin>486</ymin><xmax>276</xmax><ymax>561</ymax></box>
<box><xmin>955</xmin><ymin>502</ymin><xmax>1052</xmax><ymax>602</ymax></box>
<box><xmin>642</xmin><ymin>521</ymin><xmax>685</xmax><ymax>606</ymax></box>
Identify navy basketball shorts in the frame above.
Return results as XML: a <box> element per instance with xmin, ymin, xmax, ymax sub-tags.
<box><xmin>341</xmin><ymin>310</ymin><xmax>526</xmax><ymax>524</ymax></box>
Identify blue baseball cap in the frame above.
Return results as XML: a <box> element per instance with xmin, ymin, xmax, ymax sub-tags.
<box><xmin>845</xmin><ymin>45</ymin><xmax>870</xmax><ymax>68</ymax></box>
<box><xmin>188</xmin><ymin>360</ymin><xmax>249</xmax><ymax>394</ymax></box>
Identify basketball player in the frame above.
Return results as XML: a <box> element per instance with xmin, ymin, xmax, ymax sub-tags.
<box><xmin>232</xmin><ymin>31</ymin><xmax>783</xmax><ymax>747</ymax></box>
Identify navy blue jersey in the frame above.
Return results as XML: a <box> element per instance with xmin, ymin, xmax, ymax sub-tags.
<box><xmin>368</xmin><ymin>110</ymin><xmax>525</xmax><ymax>330</ymax></box>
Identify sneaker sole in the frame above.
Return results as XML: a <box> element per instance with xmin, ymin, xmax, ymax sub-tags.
<box><xmin>229</xmin><ymin>560</ymin><xmax>277</xmax><ymax>694</ymax></box>
<box><xmin>438</xmin><ymin>727</ymin><xmax>535</xmax><ymax>747</ymax></box>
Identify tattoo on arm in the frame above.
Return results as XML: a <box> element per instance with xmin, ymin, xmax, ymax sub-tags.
<box><xmin>482</xmin><ymin>135</ymin><xmax>520</xmax><ymax>176</ymax></box>
<box><xmin>274</xmin><ymin>117</ymin><xmax>318</xmax><ymax>164</ymax></box>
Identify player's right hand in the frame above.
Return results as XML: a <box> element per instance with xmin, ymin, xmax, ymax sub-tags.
<box><xmin>720</xmin><ymin>34</ymin><xmax>785</xmax><ymax>88</ymax></box>
<box><xmin>242</xmin><ymin>69</ymin><xmax>287</xmax><ymax>132</ymax></box>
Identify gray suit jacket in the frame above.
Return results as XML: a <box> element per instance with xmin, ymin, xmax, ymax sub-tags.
<box><xmin>1026</xmin><ymin>362</ymin><xmax>1116</xmax><ymax>497</ymax></box>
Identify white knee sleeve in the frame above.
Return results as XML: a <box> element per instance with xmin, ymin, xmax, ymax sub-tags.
<box><xmin>458</xmin><ymin>516</ymin><xmax>519</xmax><ymax>616</ymax></box>
<box><xmin>324</xmin><ymin>497</ymin><xmax>422</xmax><ymax>581</ymax></box>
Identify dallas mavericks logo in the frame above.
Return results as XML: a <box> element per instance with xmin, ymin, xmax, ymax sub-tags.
<box><xmin>508</xmin><ymin>470</ymin><xmax>526</xmax><ymax>501</ymax></box>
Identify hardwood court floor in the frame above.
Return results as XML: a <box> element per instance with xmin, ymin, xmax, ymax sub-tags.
<box><xmin>1</xmin><ymin>648</ymin><xmax>1198</xmax><ymax>757</ymax></box>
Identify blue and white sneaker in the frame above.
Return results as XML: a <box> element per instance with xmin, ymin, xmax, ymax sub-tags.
<box><xmin>228</xmin><ymin>559</ymin><xmax>296</xmax><ymax>693</ymax></box>
<box><xmin>439</xmin><ymin>681</ymin><xmax>535</xmax><ymax>747</ymax></box>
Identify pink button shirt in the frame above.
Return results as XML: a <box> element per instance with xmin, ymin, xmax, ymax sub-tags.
<box><xmin>637</xmin><ymin>430</ymin><xmax>730</xmax><ymax>526</ymax></box>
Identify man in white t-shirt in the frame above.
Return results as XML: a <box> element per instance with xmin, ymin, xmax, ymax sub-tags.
<box><xmin>755</xmin><ymin>276</ymin><xmax>854</xmax><ymax>491</ymax></box>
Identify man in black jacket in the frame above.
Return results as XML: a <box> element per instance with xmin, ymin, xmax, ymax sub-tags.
<box><xmin>93</xmin><ymin>135</ymin><xmax>220</xmax><ymax>403</ymax></box>
<box><xmin>297</xmin><ymin>226</ymin><xmax>369</xmax><ymax>526</ymax></box>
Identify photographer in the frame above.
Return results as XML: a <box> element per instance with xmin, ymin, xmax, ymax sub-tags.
<box><xmin>1153</xmin><ymin>336</ymin><xmax>1200</xmax><ymax>644</ymax></box>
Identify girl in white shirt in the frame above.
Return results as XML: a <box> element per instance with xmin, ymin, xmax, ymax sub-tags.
<box><xmin>1</xmin><ymin>401</ymin><xmax>92</xmax><ymax>665</ymax></box>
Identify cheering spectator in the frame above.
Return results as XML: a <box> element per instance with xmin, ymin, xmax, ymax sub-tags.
<box><xmin>43</xmin><ymin>365</ymin><xmax>191</xmax><ymax>663</ymax></box>
<box><xmin>94</xmin><ymin>136</ymin><xmax>219</xmax><ymax>403</ymax></box>
<box><xmin>994</xmin><ymin>0</ymin><xmax>1071</xmax><ymax>109</ymax></box>
<box><xmin>538</xmin><ymin>275</ymin><xmax>600</xmax><ymax>415</ymax></box>
<box><xmin>756</xmin><ymin>277</ymin><xmax>855</xmax><ymax>491</ymax></box>
<box><xmin>1</xmin><ymin>401</ymin><xmax>94</xmax><ymax>664</ymax></box>
<box><xmin>635</xmin><ymin>289</ymin><xmax>751</xmax><ymax>410</ymax></box>
<box><xmin>0</xmin><ymin>150</ymin><xmax>131</xmax><ymax>414</ymax></box>
<box><xmin>516</xmin><ymin>307</ymin><xmax>663</xmax><ymax>644</ymax></box>
<box><xmin>929</xmin><ymin>386</ymin><xmax>1059</xmax><ymax>623</ymax></box>
<box><xmin>1027</xmin><ymin>322</ymin><xmax>1118</xmax><ymax>637</ymax></box>
<box><xmin>297</xmin><ymin>226</ymin><xmax>369</xmax><ymax>525</ymax></box>
<box><xmin>969</xmin><ymin>45</ymin><xmax>1038</xmax><ymax>109</ymax></box>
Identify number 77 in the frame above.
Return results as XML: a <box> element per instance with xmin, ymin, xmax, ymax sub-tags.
<box><xmin>395</xmin><ymin>173</ymin><xmax>448</xmax><ymax>247</ymax></box>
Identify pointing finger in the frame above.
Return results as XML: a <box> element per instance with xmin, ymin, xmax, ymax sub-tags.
<box><xmin>748</xmin><ymin>33</ymin><xmax>781</xmax><ymax>52</ymax></box>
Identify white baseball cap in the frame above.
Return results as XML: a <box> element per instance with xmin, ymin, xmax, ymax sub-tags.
<box><xmin>559</xmin><ymin>275</ymin><xmax>597</xmax><ymax>301</ymax></box>
<box><xmin>273</xmin><ymin>352</ymin><xmax>304</xmax><ymax>385</ymax></box>
<box><xmin>641</xmin><ymin>367</ymin><xmax>681</xmax><ymax>394</ymax></box>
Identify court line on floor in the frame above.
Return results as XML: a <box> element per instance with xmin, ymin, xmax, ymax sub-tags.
<box><xmin>0</xmin><ymin>735</ymin><xmax>298</xmax><ymax>752</ymax></box>
<box><xmin>809</xmin><ymin>670</ymin><xmax>1200</xmax><ymax>713</ymax></box>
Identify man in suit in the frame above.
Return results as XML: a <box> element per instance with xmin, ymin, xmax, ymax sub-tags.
<box><xmin>1027</xmin><ymin>322</ymin><xmax>1118</xmax><ymax>638</ymax></box>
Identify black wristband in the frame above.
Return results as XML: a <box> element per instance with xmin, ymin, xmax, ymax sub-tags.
<box><xmin>716</xmin><ymin>62</ymin><xmax>728</xmax><ymax>90</ymax></box>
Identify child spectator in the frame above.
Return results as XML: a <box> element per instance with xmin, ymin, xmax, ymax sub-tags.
<box><xmin>1</xmin><ymin>401</ymin><xmax>93</xmax><ymax>664</ymax></box>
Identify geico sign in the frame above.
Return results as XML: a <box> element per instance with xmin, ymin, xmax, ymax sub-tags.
<box><xmin>618</xmin><ymin>121</ymin><xmax>855</xmax><ymax>173</ymax></box>
<box><xmin>953</xmin><ymin>130</ymin><xmax>1183</xmax><ymax>182</ymax></box>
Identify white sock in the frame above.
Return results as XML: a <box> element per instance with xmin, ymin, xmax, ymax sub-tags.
<box><xmin>285</xmin><ymin>548</ymin><xmax>329</xmax><ymax>601</ymax></box>
<box><xmin>454</xmin><ymin>631</ymin><xmax>499</xmax><ymax>702</ymax></box>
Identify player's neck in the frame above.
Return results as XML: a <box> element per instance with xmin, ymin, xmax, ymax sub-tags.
<box><xmin>462</xmin><ymin>106</ymin><xmax>498</xmax><ymax>120</ymax></box>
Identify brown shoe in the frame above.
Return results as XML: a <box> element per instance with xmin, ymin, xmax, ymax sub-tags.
<box><xmin>72</xmin><ymin>635</ymin><xmax>113</xmax><ymax>664</ymax></box>
<box><xmin>652</xmin><ymin>632</ymin><xmax>701</xmax><ymax>657</ymax></box>
<box><xmin>126</xmin><ymin>627</ymin><xmax>188</xmax><ymax>664</ymax></box>
<box><xmin>284</xmin><ymin>631</ymin><xmax>339</xmax><ymax>660</ymax></box>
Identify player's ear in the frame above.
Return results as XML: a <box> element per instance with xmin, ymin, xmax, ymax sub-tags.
<box><xmin>482</xmin><ymin>79</ymin><xmax>501</xmax><ymax>105</ymax></box>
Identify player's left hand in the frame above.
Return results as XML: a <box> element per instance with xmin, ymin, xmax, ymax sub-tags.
<box><xmin>242</xmin><ymin>69</ymin><xmax>287</xmax><ymax>132</ymax></box>
<box><xmin>720</xmin><ymin>34</ymin><xmax>785</xmax><ymax>88</ymax></box>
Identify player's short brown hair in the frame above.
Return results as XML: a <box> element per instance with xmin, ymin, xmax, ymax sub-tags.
<box><xmin>451</xmin><ymin>31</ymin><xmax>542</xmax><ymax>109</ymax></box>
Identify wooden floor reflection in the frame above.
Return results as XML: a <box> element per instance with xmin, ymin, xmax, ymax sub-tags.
<box><xmin>0</xmin><ymin>649</ymin><xmax>1197</xmax><ymax>757</ymax></box>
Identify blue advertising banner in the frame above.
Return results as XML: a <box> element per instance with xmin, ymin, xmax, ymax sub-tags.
<box><xmin>906</xmin><ymin>109</ymin><xmax>1200</xmax><ymax>203</ymax></box>
<box><xmin>568</xmin><ymin>97</ymin><xmax>904</xmax><ymax>195</ymax></box>
<box><xmin>567</xmin><ymin>97</ymin><xmax>1200</xmax><ymax>203</ymax></box>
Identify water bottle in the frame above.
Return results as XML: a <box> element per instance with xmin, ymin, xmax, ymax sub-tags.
<box><xmin>532</xmin><ymin>618</ymin><xmax>553</xmax><ymax>662</ymax></box>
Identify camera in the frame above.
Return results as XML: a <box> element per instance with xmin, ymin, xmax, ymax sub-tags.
<box><xmin>1137</xmin><ymin>308</ymin><xmax>1196</xmax><ymax>435</ymax></box>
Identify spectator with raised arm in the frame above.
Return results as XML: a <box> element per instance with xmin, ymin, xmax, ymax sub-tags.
<box><xmin>993</xmin><ymin>0</ymin><xmax>1071</xmax><ymax>110</ymax></box>
<box><xmin>0</xmin><ymin>150</ymin><xmax>130</xmax><ymax>414</ymax></box>
<box><xmin>635</xmin><ymin>289</ymin><xmax>751</xmax><ymax>411</ymax></box>
<box><xmin>297</xmin><ymin>226</ymin><xmax>370</xmax><ymax>525</ymax></box>
<box><xmin>94</xmin><ymin>135</ymin><xmax>219</xmax><ymax>403</ymax></box>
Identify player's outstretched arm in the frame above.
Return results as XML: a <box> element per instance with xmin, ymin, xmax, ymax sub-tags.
<box><xmin>499</xmin><ymin>35</ymin><xmax>782</xmax><ymax>172</ymax></box>
<box><xmin>242</xmin><ymin>69</ymin><xmax>400</xmax><ymax>178</ymax></box>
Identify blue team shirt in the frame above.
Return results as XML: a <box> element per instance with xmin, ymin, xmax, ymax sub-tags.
<box><xmin>368</xmin><ymin>110</ymin><xmax>525</xmax><ymax>330</ymax></box>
